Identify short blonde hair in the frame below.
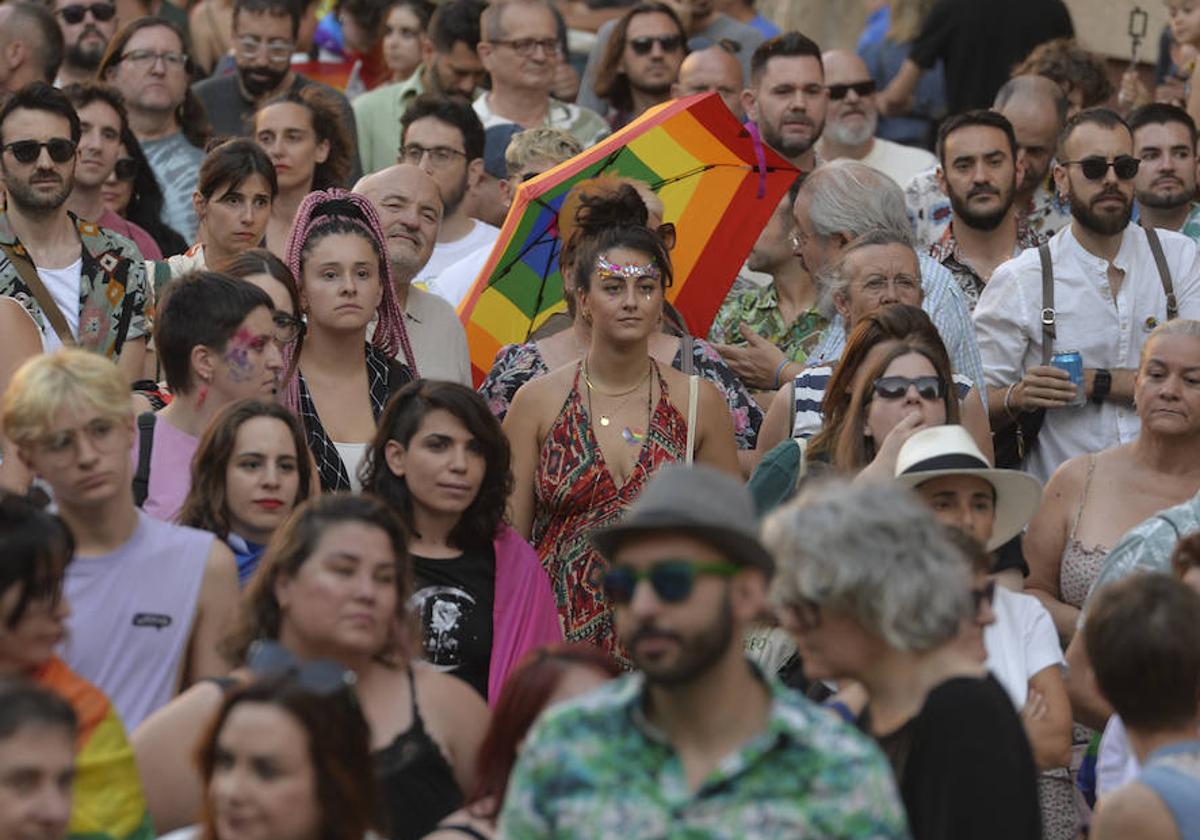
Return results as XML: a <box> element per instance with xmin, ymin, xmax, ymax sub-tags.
<box><xmin>3</xmin><ymin>350</ymin><xmax>132</xmax><ymax>448</ymax></box>
<box><xmin>505</xmin><ymin>127</ymin><xmax>581</xmax><ymax>175</ymax></box>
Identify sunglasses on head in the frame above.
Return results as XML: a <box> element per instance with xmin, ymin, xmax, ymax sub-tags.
<box><xmin>113</xmin><ymin>156</ymin><xmax>137</xmax><ymax>182</ymax></box>
<box><xmin>871</xmin><ymin>375</ymin><xmax>945</xmax><ymax>401</ymax></box>
<box><xmin>602</xmin><ymin>559</ymin><xmax>740</xmax><ymax>606</ymax></box>
<box><xmin>629</xmin><ymin>34</ymin><xmax>684</xmax><ymax>55</ymax></box>
<box><xmin>57</xmin><ymin>2</ymin><xmax>115</xmax><ymax>23</ymax></box>
<box><xmin>246</xmin><ymin>640</ymin><xmax>358</xmax><ymax>695</ymax></box>
<box><xmin>1061</xmin><ymin>155</ymin><xmax>1140</xmax><ymax>181</ymax></box>
<box><xmin>827</xmin><ymin>80</ymin><xmax>876</xmax><ymax>100</ymax></box>
<box><xmin>3</xmin><ymin>138</ymin><xmax>76</xmax><ymax>164</ymax></box>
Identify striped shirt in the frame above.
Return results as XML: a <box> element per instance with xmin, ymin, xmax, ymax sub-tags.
<box><xmin>791</xmin><ymin>366</ymin><xmax>975</xmax><ymax>438</ymax></box>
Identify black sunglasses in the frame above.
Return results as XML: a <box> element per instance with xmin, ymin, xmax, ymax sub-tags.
<box><xmin>629</xmin><ymin>34</ymin><xmax>684</xmax><ymax>55</ymax></box>
<box><xmin>57</xmin><ymin>2</ymin><xmax>115</xmax><ymax>23</ymax></box>
<box><xmin>602</xmin><ymin>559</ymin><xmax>740</xmax><ymax>606</ymax></box>
<box><xmin>871</xmin><ymin>375</ymin><xmax>945</xmax><ymax>401</ymax></box>
<box><xmin>3</xmin><ymin>138</ymin><xmax>76</xmax><ymax>164</ymax></box>
<box><xmin>827</xmin><ymin>80</ymin><xmax>876</xmax><ymax>100</ymax></box>
<box><xmin>1060</xmin><ymin>155</ymin><xmax>1140</xmax><ymax>181</ymax></box>
<box><xmin>972</xmin><ymin>580</ymin><xmax>996</xmax><ymax>612</ymax></box>
<box><xmin>246</xmin><ymin>640</ymin><xmax>358</xmax><ymax>695</ymax></box>
<box><xmin>113</xmin><ymin>156</ymin><xmax>137</xmax><ymax>182</ymax></box>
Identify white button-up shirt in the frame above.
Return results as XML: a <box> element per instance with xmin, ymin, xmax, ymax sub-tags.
<box><xmin>975</xmin><ymin>223</ymin><xmax>1200</xmax><ymax>482</ymax></box>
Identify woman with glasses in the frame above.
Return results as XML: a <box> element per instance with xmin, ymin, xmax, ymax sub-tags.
<box><xmin>147</xmin><ymin>139</ymin><xmax>278</xmax><ymax>295</ymax></box>
<box><xmin>0</xmin><ymin>492</ymin><xmax>155</xmax><ymax>840</ymax></box>
<box><xmin>281</xmin><ymin>189</ymin><xmax>418</xmax><ymax>492</ymax></box>
<box><xmin>254</xmin><ymin>86</ymin><xmax>356</xmax><ymax>258</ymax></box>
<box><xmin>136</xmin><ymin>272</ymin><xmax>285</xmax><ymax>521</ymax></box>
<box><xmin>101</xmin><ymin>127</ymin><xmax>189</xmax><ymax>258</ymax></box>
<box><xmin>178</xmin><ymin>399</ymin><xmax>315</xmax><ymax>587</ymax></box>
<box><xmin>764</xmin><ymin>480</ymin><xmax>1041</xmax><ymax>840</ymax></box>
<box><xmin>225</xmin><ymin>248</ymin><xmax>307</xmax><ymax>364</ymax></box>
<box><xmin>503</xmin><ymin>181</ymin><xmax>739</xmax><ymax>664</ymax></box>
<box><xmin>360</xmin><ymin>381</ymin><xmax>561</xmax><ymax>704</ymax></box>
<box><xmin>479</xmin><ymin>177</ymin><xmax>765</xmax><ymax>454</ymax></box>
<box><xmin>133</xmin><ymin>494</ymin><xmax>490</xmax><ymax>839</ymax></box>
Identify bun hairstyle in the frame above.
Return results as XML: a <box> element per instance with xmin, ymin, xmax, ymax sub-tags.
<box><xmin>558</xmin><ymin>176</ymin><xmax>672</xmax><ymax>295</ymax></box>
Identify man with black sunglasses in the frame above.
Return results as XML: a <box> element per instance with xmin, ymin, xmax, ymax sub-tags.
<box><xmin>52</xmin><ymin>0</ymin><xmax>115</xmax><ymax>86</ymax></box>
<box><xmin>976</xmin><ymin>108</ymin><xmax>1200</xmax><ymax>482</ymax></box>
<box><xmin>592</xmin><ymin>3</ymin><xmax>687</xmax><ymax>131</ymax></box>
<box><xmin>499</xmin><ymin>463</ymin><xmax>909</xmax><ymax>838</ymax></box>
<box><xmin>816</xmin><ymin>50</ymin><xmax>936</xmax><ymax>189</ymax></box>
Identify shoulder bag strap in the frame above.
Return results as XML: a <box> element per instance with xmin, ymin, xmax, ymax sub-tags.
<box><xmin>1038</xmin><ymin>243</ymin><xmax>1055</xmax><ymax>365</ymax></box>
<box><xmin>1142</xmin><ymin>224</ymin><xmax>1179</xmax><ymax>320</ymax></box>
<box><xmin>685</xmin><ymin>373</ymin><xmax>699</xmax><ymax>464</ymax></box>
<box><xmin>680</xmin><ymin>333</ymin><xmax>694</xmax><ymax>375</ymax></box>
<box><xmin>1</xmin><ymin>243</ymin><xmax>76</xmax><ymax>347</ymax></box>
<box><xmin>132</xmin><ymin>411</ymin><xmax>157</xmax><ymax>508</ymax></box>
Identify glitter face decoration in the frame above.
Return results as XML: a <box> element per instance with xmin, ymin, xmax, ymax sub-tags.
<box><xmin>594</xmin><ymin>255</ymin><xmax>662</xmax><ymax>283</ymax></box>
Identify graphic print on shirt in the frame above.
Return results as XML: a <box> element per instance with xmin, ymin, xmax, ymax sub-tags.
<box><xmin>409</xmin><ymin>585</ymin><xmax>477</xmax><ymax>672</ymax></box>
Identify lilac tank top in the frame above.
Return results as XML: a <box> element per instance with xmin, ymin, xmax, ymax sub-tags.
<box><xmin>141</xmin><ymin>419</ymin><xmax>199</xmax><ymax>523</ymax></box>
<box><xmin>60</xmin><ymin>511</ymin><xmax>212</xmax><ymax>729</ymax></box>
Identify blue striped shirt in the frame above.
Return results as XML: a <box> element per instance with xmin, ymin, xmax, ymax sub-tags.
<box><xmin>791</xmin><ymin>366</ymin><xmax>974</xmax><ymax>438</ymax></box>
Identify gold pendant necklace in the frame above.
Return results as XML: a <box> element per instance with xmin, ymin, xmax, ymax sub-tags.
<box><xmin>584</xmin><ymin>357</ymin><xmax>652</xmax><ymax>429</ymax></box>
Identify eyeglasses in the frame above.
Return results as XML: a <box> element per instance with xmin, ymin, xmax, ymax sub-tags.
<box><xmin>972</xmin><ymin>580</ymin><xmax>996</xmax><ymax>612</ymax></box>
<box><xmin>119</xmin><ymin>49</ymin><xmax>189</xmax><ymax>69</ymax></box>
<box><xmin>601</xmin><ymin>559</ymin><xmax>741</xmax><ymax>605</ymax></box>
<box><xmin>871</xmin><ymin>375</ymin><xmax>945</xmax><ymax>401</ymax></box>
<box><xmin>113</xmin><ymin>156</ymin><xmax>137</xmax><ymax>182</ymax></box>
<box><xmin>35</xmin><ymin>417</ymin><xmax>124</xmax><ymax>463</ymax></box>
<box><xmin>827</xmin><ymin>80</ymin><xmax>876</xmax><ymax>100</ymax></box>
<box><xmin>490</xmin><ymin>38</ymin><xmax>560</xmax><ymax>57</ymax></box>
<box><xmin>246</xmin><ymin>640</ymin><xmax>358</xmax><ymax>695</ymax></box>
<box><xmin>236</xmin><ymin>35</ymin><xmax>294</xmax><ymax>62</ymax></box>
<box><xmin>272</xmin><ymin>310</ymin><xmax>305</xmax><ymax>345</ymax></box>
<box><xmin>57</xmin><ymin>2</ymin><xmax>115</xmax><ymax>23</ymax></box>
<box><xmin>628</xmin><ymin>34</ymin><xmax>683</xmax><ymax>55</ymax></box>
<box><xmin>1060</xmin><ymin>155</ymin><xmax>1140</xmax><ymax>181</ymax></box>
<box><xmin>399</xmin><ymin>143</ymin><xmax>467</xmax><ymax>167</ymax></box>
<box><xmin>2</xmin><ymin>138</ymin><xmax>77</xmax><ymax>164</ymax></box>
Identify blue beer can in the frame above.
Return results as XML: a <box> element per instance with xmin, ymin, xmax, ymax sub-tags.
<box><xmin>1051</xmin><ymin>350</ymin><xmax>1086</xmax><ymax>407</ymax></box>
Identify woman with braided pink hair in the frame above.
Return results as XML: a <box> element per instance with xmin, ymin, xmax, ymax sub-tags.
<box><xmin>282</xmin><ymin>189</ymin><xmax>420</xmax><ymax>492</ymax></box>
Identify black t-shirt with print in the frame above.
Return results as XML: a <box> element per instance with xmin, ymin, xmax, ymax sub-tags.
<box><xmin>410</xmin><ymin>545</ymin><xmax>496</xmax><ymax>700</ymax></box>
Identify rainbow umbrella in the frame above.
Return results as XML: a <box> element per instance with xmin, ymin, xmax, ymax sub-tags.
<box><xmin>457</xmin><ymin>92</ymin><xmax>800</xmax><ymax>385</ymax></box>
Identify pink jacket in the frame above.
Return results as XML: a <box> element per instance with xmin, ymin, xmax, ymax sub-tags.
<box><xmin>488</xmin><ymin>525</ymin><xmax>563</xmax><ymax>704</ymax></box>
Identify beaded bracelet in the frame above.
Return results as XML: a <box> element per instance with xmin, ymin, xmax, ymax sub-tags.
<box><xmin>773</xmin><ymin>359</ymin><xmax>791</xmax><ymax>389</ymax></box>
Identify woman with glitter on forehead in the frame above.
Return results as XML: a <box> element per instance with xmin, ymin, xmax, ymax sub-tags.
<box><xmin>280</xmin><ymin>189</ymin><xmax>420</xmax><ymax>492</ymax></box>
<box><xmin>503</xmin><ymin>178</ymin><xmax>739</xmax><ymax>665</ymax></box>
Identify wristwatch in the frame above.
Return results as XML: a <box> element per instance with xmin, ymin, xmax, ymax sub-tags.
<box><xmin>1091</xmin><ymin>368</ymin><xmax>1112</xmax><ymax>405</ymax></box>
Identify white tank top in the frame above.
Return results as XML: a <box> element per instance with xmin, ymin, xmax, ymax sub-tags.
<box><xmin>59</xmin><ymin>511</ymin><xmax>212</xmax><ymax>730</ymax></box>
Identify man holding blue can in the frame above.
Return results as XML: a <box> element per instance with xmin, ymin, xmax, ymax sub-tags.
<box><xmin>974</xmin><ymin>107</ymin><xmax>1200</xmax><ymax>481</ymax></box>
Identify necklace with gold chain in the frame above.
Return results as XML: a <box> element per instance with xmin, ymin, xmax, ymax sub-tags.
<box><xmin>583</xmin><ymin>356</ymin><xmax>653</xmax><ymax>443</ymax></box>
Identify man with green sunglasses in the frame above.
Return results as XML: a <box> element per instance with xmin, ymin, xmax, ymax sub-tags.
<box><xmin>499</xmin><ymin>464</ymin><xmax>908</xmax><ymax>839</ymax></box>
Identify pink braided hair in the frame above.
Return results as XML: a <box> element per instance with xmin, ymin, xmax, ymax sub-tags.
<box><xmin>280</xmin><ymin>188</ymin><xmax>419</xmax><ymax>413</ymax></box>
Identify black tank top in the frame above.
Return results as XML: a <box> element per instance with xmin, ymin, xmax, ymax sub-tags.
<box><xmin>373</xmin><ymin>666</ymin><xmax>464</xmax><ymax>840</ymax></box>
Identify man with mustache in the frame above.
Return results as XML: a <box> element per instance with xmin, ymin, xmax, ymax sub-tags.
<box><xmin>592</xmin><ymin>2</ymin><xmax>687</xmax><ymax>131</ymax></box>
<box><xmin>192</xmin><ymin>0</ymin><xmax>361</xmax><ymax>178</ymax></box>
<box><xmin>0</xmin><ymin>82</ymin><xmax>150</xmax><ymax>381</ymax></box>
<box><xmin>815</xmin><ymin>50</ymin><xmax>935</xmax><ymax>188</ymax></box>
<box><xmin>929</xmin><ymin>110</ymin><xmax>1042</xmax><ymax>312</ymax></box>
<box><xmin>975</xmin><ymin>108</ymin><xmax>1200</xmax><ymax>482</ymax></box>
<box><xmin>354</xmin><ymin>163</ymin><xmax>472</xmax><ymax>384</ymax></box>
<box><xmin>741</xmin><ymin>31</ymin><xmax>826</xmax><ymax>172</ymax></box>
<box><xmin>52</xmin><ymin>0</ymin><xmax>116</xmax><ymax>86</ymax></box>
<box><xmin>1130</xmin><ymin>103</ymin><xmax>1200</xmax><ymax>241</ymax></box>
<box><xmin>499</xmin><ymin>464</ymin><xmax>909</xmax><ymax>839</ymax></box>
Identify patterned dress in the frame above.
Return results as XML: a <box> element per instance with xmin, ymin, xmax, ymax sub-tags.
<box><xmin>533</xmin><ymin>363</ymin><xmax>687</xmax><ymax>664</ymax></box>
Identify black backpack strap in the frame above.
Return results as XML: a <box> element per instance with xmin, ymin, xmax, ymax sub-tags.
<box><xmin>1038</xmin><ymin>243</ymin><xmax>1055</xmax><ymax>365</ymax></box>
<box><xmin>132</xmin><ymin>411</ymin><xmax>156</xmax><ymax>507</ymax></box>
<box><xmin>1142</xmin><ymin>224</ymin><xmax>1178</xmax><ymax>320</ymax></box>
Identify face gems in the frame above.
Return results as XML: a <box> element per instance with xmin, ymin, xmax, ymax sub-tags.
<box><xmin>594</xmin><ymin>255</ymin><xmax>661</xmax><ymax>283</ymax></box>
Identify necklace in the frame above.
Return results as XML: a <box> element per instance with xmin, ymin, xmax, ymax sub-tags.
<box><xmin>584</xmin><ymin>357</ymin><xmax>654</xmax><ymax>440</ymax></box>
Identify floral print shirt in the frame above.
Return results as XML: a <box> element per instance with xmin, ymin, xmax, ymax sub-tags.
<box><xmin>499</xmin><ymin>668</ymin><xmax>911</xmax><ymax>839</ymax></box>
<box><xmin>478</xmin><ymin>337</ymin><xmax>763</xmax><ymax>449</ymax></box>
<box><xmin>927</xmin><ymin>219</ymin><xmax>1044</xmax><ymax>312</ymax></box>
<box><xmin>708</xmin><ymin>282</ymin><xmax>828</xmax><ymax>364</ymax></box>
<box><xmin>0</xmin><ymin>212</ymin><xmax>150</xmax><ymax>358</ymax></box>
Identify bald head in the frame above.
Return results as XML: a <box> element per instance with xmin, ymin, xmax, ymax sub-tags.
<box><xmin>994</xmin><ymin>74</ymin><xmax>1069</xmax><ymax>195</ymax></box>
<box><xmin>673</xmin><ymin>45</ymin><xmax>744</xmax><ymax>120</ymax></box>
<box><xmin>354</xmin><ymin>164</ymin><xmax>443</xmax><ymax>281</ymax></box>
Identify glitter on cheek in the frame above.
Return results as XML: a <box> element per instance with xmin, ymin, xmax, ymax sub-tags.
<box><xmin>224</xmin><ymin>328</ymin><xmax>258</xmax><ymax>383</ymax></box>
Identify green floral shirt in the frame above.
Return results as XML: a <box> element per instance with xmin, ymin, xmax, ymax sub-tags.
<box><xmin>0</xmin><ymin>212</ymin><xmax>149</xmax><ymax>358</ymax></box>
<box><xmin>1180</xmin><ymin>203</ymin><xmax>1200</xmax><ymax>244</ymax></box>
<box><xmin>499</xmin><ymin>668</ymin><xmax>911</xmax><ymax>839</ymax></box>
<box><xmin>707</xmin><ymin>283</ymin><xmax>827</xmax><ymax>364</ymax></box>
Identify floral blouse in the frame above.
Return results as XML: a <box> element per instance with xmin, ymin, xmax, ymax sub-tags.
<box><xmin>479</xmin><ymin>337</ymin><xmax>763</xmax><ymax>450</ymax></box>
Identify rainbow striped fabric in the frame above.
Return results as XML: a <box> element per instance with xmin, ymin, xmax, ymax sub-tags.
<box><xmin>457</xmin><ymin>92</ymin><xmax>800</xmax><ymax>385</ymax></box>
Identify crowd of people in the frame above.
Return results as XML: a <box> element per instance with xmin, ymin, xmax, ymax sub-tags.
<box><xmin>1</xmin><ymin>0</ymin><xmax>1200</xmax><ymax>839</ymax></box>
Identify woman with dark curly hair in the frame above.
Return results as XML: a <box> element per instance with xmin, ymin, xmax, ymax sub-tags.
<box><xmin>255</xmin><ymin>86</ymin><xmax>357</xmax><ymax>258</ymax></box>
<box><xmin>361</xmin><ymin>381</ymin><xmax>561</xmax><ymax>703</ymax></box>
<box><xmin>101</xmin><ymin>126</ymin><xmax>190</xmax><ymax>258</ymax></box>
